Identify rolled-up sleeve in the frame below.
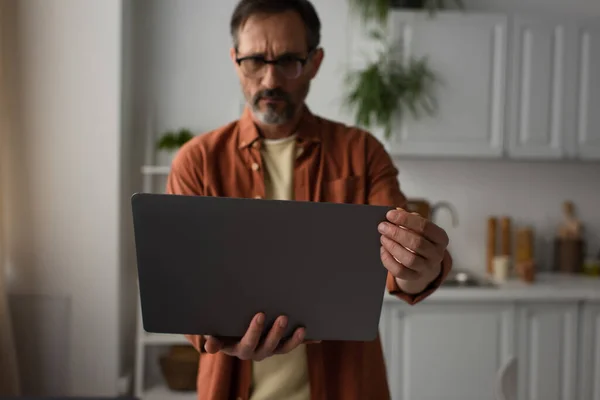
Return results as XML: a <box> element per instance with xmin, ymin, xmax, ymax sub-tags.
<box><xmin>365</xmin><ymin>133</ymin><xmax>452</xmax><ymax>305</ymax></box>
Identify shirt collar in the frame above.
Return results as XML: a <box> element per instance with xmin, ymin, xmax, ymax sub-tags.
<box><xmin>237</xmin><ymin>103</ymin><xmax>321</xmax><ymax>149</ymax></box>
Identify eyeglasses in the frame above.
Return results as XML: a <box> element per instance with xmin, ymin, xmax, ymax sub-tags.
<box><xmin>235</xmin><ymin>50</ymin><xmax>315</xmax><ymax>80</ymax></box>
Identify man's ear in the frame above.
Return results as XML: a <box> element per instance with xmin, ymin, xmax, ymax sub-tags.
<box><xmin>230</xmin><ymin>47</ymin><xmax>243</xmax><ymax>78</ymax></box>
<box><xmin>307</xmin><ymin>48</ymin><xmax>324</xmax><ymax>80</ymax></box>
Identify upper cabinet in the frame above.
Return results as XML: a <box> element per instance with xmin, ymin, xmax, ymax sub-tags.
<box><xmin>347</xmin><ymin>10</ymin><xmax>600</xmax><ymax>161</ymax></box>
<box><xmin>506</xmin><ymin>16</ymin><xmax>575</xmax><ymax>159</ymax></box>
<box><xmin>573</xmin><ymin>21</ymin><xmax>600</xmax><ymax>160</ymax></box>
<box><xmin>388</xmin><ymin>12</ymin><xmax>508</xmax><ymax>158</ymax></box>
<box><xmin>507</xmin><ymin>16</ymin><xmax>600</xmax><ymax>161</ymax></box>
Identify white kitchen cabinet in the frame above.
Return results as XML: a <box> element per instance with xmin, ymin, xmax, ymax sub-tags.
<box><xmin>573</xmin><ymin>21</ymin><xmax>600</xmax><ymax>161</ymax></box>
<box><xmin>515</xmin><ymin>301</ymin><xmax>579</xmax><ymax>400</ymax></box>
<box><xmin>379</xmin><ymin>301</ymin><xmax>516</xmax><ymax>400</ymax></box>
<box><xmin>578</xmin><ymin>301</ymin><xmax>600</xmax><ymax>400</ymax></box>
<box><xmin>506</xmin><ymin>16</ymin><xmax>577</xmax><ymax>159</ymax></box>
<box><xmin>346</xmin><ymin>12</ymin><xmax>508</xmax><ymax>158</ymax></box>
<box><xmin>383</xmin><ymin>12</ymin><xmax>508</xmax><ymax>158</ymax></box>
<box><xmin>346</xmin><ymin>10</ymin><xmax>600</xmax><ymax>161</ymax></box>
<box><xmin>507</xmin><ymin>15</ymin><xmax>600</xmax><ymax>161</ymax></box>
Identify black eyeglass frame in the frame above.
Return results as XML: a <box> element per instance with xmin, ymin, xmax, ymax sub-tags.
<box><xmin>234</xmin><ymin>48</ymin><xmax>317</xmax><ymax>79</ymax></box>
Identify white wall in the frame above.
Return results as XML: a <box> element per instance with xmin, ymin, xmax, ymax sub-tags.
<box><xmin>119</xmin><ymin>0</ymin><xmax>137</xmax><ymax>387</ymax></box>
<box><xmin>129</xmin><ymin>0</ymin><xmax>242</xmax><ymax>139</ymax></box>
<box><xmin>6</xmin><ymin>0</ymin><xmax>122</xmax><ymax>395</ymax></box>
<box><xmin>393</xmin><ymin>158</ymin><xmax>600</xmax><ymax>273</ymax></box>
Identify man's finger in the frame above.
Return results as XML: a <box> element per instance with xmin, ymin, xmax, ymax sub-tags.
<box><xmin>275</xmin><ymin>327</ymin><xmax>305</xmax><ymax>354</ymax></box>
<box><xmin>204</xmin><ymin>335</ymin><xmax>224</xmax><ymax>354</ymax></box>
<box><xmin>235</xmin><ymin>312</ymin><xmax>264</xmax><ymax>360</ymax></box>
<box><xmin>380</xmin><ymin>236</ymin><xmax>428</xmax><ymax>272</ymax></box>
<box><xmin>380</xmin><ymin>246</ymin><xmax>421</xmax><ymax>281</ymax></box>
<box><xmin>385</xmin><ymin>208</ymin><xmax>449</xmax><ymax>247</ymax></box>
<box><xmin>254</xmin><ymin>315</ymin><xmax>288</xmax><ymax>360</ymax></box>
<box><xmin>378</xmin><ymin>222</ymin><xmax>438</xmax><ymax>261</ymax></box>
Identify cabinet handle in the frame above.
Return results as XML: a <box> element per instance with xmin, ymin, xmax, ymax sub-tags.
<box><xmin>494</xmin><ymin>355</ymin><xmax>517</xmax><ymax>400</ymax></box>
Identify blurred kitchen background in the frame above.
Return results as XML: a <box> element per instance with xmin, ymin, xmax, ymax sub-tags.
<box><xmin>0</xmin><ymin>0</ymin><xmax>599</xmax><ymax>399</ymax></box>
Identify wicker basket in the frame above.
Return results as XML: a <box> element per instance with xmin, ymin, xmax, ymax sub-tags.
<box><xmin>159</xmin><ymin>345</ymin><xmax>199</xmax><ymax>391</ymax></box>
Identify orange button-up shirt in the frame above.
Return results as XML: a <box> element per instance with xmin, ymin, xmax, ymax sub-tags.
<box><xmin>165</xmin><ymin>106</ymin><xmax>453</xmax><ymax>400</ymax></box>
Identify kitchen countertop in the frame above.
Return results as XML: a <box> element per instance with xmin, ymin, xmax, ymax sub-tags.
<box><xmin>383</xmin><ymin>273</ymin><xmax>600</xmax><ymax>302</ymax></box>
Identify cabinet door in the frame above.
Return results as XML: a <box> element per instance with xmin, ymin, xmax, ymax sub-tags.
<box><xmin>516</xmin><ymin>302</ymin><xmax>579</xmax><ymax>400</ymax></box>
<box><xmin>380</xmin><ymin>301</ymin><xmax>516</xmax><ymax>400</ymax></box>
<box><xmin>507</xmin><ymin>16</ymin><xmax>577</xmax><ymax>159</ymax></box>
<box><xmin>573</xmin><ymin>21</ymin><xmax>600</xmax><ymax>160</ymax></box>
<box><xmin>385</xmin><ymin>12</ymin><xmax>508</xmax><ymax>158</ymax></box>
<box><xmin>578</xmin><ymin>301</ymin><xmax>600</xmax><ymax>400</ymax></box>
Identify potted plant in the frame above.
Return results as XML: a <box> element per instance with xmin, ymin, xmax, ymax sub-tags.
<box><xmin>155</xmin><ymin>128</ymin><xmax>194</xmax><ymax>165</ymax></box>
<box><xmin>392</xmin><ymin>0</ymin><xmax>465</xmax><ymax>11</ymax></box>
<box><xmin>349</xmin><ymin>0</ymin><xmax>465</xmax><ymax>23</ymax></box>
<box><xmin>344</xmin><ymin>29</ymin><xmax>437</xmax><ymax>140</ymax></box>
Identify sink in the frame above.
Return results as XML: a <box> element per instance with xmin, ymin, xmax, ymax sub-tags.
<box><xmin>441</xmin><ymin>270</ymin><xmax>498</xmax><ymax>288</ymax></box>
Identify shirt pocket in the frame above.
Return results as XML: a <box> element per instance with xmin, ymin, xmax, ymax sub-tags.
<box><xmin>321</xmin><ymin>176</ymin><xmax>366</xmax><ymax>204</ymax></box>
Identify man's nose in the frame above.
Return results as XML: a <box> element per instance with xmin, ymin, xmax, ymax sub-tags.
<box><xmin>262</xmin><ymin>64</ymin><xmax>281</xmax><ymax>88</ymax></box>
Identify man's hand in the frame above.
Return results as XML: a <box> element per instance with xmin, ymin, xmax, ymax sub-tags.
<box><xmin>378</xmin><ymin>208</ymin><xmax>449</xmax><ymax>294</ymax></box>
<box><xmin>203</xmin><ymin>313</ymin><xmax>317</xmax><ymax>361</ymax></box>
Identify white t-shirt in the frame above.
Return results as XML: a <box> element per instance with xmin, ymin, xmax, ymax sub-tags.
<box><xmin>250</xmin><ymin>134</ymin><xmax>310</xmax><ymax>400</ymax></box>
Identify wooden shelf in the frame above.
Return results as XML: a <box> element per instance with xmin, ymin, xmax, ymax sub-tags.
<box><xmin>143</xmin><ymin>332</ymin><xmax>189</xmax><ymax>346</ymax></box>
<box><xmin>141</xmin><ymin>165</ymin><xmax>171</xmax><ymax>175</ymax></box>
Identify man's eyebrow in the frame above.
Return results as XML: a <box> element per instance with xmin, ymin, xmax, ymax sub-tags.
<box><xmin>276</xmin><ymin>51</ymin><xmax>305</xmax><ymax>58</ymax></box>
<box><xmin>237</xmin><ymin>51</ymin><xmax>306</xmax><ymax>59</ymax></box>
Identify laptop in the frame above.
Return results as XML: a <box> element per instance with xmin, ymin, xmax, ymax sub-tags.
<box><xmin>131</xmin><ymin>192</ymin><xmax>393</xmax><ymax>342</ymax></box>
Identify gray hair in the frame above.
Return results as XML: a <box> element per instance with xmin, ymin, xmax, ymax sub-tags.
<box><xmin>230</xmin><ymin>0</ymin><xmax>321</xmax><ymax>51</ymax></box>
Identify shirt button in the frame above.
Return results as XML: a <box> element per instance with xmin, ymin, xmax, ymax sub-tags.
<box><xmin>251</xmin><ymin>162</ymin><xmax>260</xmax><ymax>171</ymax></box>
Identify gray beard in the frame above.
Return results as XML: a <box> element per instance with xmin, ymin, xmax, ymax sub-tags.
<box><xmin>251</xmin><ymin>102</ymin><xmax>294</xmax><ymax>125</ymax></box>
<box><xmin>252</xmin><ymin>106</ymin><xmax>290</xmax><ymax>125</ymax></box>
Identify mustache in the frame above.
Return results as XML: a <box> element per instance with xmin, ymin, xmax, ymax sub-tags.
<box><xmin>252</xmin><ymin>89</ymin><xmax>290</xmax><ymax>104</ymax></box>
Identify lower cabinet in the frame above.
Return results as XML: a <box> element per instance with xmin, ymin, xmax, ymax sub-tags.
<box><xmin>379</xmin><ymin>301</ymin><xmax>516</xmax><ymax>400</ymax></box>
<box><xmin>379</xmin><ymin>299</ymin><xmax>599</xmax><ymax>400</ymax></box>
<box><xmin>516</xmin><ymin>302</ymin><xmax>579</xmax><ymax>400</ymax></box>
<box><xmin>578</xmin><ymin>301</ymin><xmax>600</xmax><ymax>400</ymax></box>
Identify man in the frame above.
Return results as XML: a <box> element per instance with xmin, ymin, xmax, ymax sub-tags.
<box><xmin>166</xmin><ymin>0</ymin><xmax>453</xmax><ymax>399</ymax></box>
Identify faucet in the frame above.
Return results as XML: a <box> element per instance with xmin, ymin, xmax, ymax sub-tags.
<box><xmin>431</xmin><ymin>201</ymin><xmax>459</xmax><ymax>228</ymax></box>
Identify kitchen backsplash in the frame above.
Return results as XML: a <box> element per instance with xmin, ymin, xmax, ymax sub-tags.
<box><xmin>393</xmin><ymin>158</ymin><xmax>600</xmax><ymax>274</ymax></box>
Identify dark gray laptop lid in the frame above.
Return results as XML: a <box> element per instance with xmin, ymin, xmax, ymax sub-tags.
<box><xmin>131</xmin><ymin>193</ymin><xmax>393</xmax><ymax>342</ymax></box>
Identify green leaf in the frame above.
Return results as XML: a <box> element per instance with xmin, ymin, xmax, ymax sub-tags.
<box><xmin>156</xmin><ymin>128</ymin><xmax>195</xmax><ymax>150</ymax></box>
<box><xmin>348</xmin><ymin>0</ymin><xmax>391</xmax><ymax>25</ymax></box>
<box><xmin>343</xmin><ymin>40</ymin><xmax>438</xmax><ymax>139</ymax></box>
<box><xmin>347</xmin><ymin>0</ymin><xmax>465</xmax><ymax>24</ymax></box>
